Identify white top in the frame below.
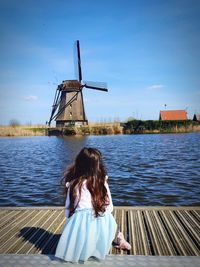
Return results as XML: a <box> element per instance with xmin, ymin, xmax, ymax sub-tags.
<box><xmin>65</xmin><ymin>178</ymin><xmax>114</xmax><ymax>217</ymax></box>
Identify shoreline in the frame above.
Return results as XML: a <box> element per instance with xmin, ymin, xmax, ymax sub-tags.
<box><xmin>0</xmin><ymin>129</ymin><xmax>200</xmax><ymax>137</ymax></box>
<box><xmin>0</xmin><ymin>123</ymin><xmax>199</xmax><ymax>137</ymax></box>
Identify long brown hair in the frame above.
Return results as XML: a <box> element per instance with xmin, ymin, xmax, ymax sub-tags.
<box><xmin>61</xmin><ymin>147</ymin><xmax>109</xmax><ymax>217</ymax></box>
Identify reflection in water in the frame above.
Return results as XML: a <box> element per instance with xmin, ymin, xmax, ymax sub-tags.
<box><xmin>0</xmin><ymin>133</ymin><xmax>200</xmax><ymax>206</ymax></box>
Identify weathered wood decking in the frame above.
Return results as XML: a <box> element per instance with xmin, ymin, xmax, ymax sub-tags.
<box><xmin>0</xmin><ymin>206</ymin><xmax>199</xmax><ymax>256</ymax></box>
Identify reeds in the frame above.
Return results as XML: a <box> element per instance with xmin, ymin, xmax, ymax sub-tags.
<box><xmin>0</xmin><ymin>123</ymin><xmax>123</xmax><ymax>137</ymax></box>
<box><xmin>0</xmin><ymin>125</ymin><xmax>46</xmax><ymax>137</ymax></box>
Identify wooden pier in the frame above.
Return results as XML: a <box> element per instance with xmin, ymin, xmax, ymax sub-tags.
<box><xmin>0</xmin><ymin>206</ymin><xmax>199</xmax><ymax>256</ymax></box>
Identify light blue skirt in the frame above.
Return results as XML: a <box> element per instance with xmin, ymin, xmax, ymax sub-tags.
<box><xmin>55</xmin><ymin>208</ymin><xmax>117</xmax><ymax>263</ymax></box>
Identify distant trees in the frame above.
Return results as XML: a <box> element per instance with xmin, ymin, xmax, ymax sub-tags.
<box><xmin>9</xmin><ymin>119</ymin><xmax>20</xmax><ymax>127</ymax></box>
<box><xmin>123</xmin><ymin>119</ymin><xmax>198</xmax><ymax>134</ymax></box>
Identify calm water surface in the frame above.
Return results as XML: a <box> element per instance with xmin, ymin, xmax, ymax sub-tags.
<box><xmin>0</xmin><ymin>133</ymin><xmax>200</xmax><ymax>206</ymax></box>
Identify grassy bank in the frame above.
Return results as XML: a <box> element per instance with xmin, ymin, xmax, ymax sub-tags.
<box><xmin>0</xmin><ymin>123</ymin><xmax>123</xmax><ymax>137</ymax></box>
<box><xmin>0</xmin><ymin>126</ymin><xmax>46</xmax><ymax>137</ymax></box>
<box><xmin>1</xmin><ymin>121</ymin><xmax>200</xmax><ymax>137</ymax></box>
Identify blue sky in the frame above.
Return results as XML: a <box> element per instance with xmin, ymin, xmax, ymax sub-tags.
<box><xmin>0</xmin><ymin>0</ymin><xmax>200</xmax><ymax>125</ymax></box>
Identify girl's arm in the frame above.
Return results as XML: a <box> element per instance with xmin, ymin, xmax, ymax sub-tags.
<box><xmin>64</xmin><ymin>182</ymin><xmax>79</xmax><ymax>217</ymax></box>
<box><xmin>105</xmin><ymin>178</ymin><xmax>114</xmax><ymax>212</ymax></box>
<box><xmin>65</xmin><ymin>182</ymin><xmax>70</xmax><ymax>218</ymax></box>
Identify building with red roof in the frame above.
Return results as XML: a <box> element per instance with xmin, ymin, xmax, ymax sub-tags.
<box><xmin>159</xmin><ymin>110</ymin><xmax>188</xmax><ymax>121</ymax></box>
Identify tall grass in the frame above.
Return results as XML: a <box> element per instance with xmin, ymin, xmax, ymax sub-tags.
<box><xmin>0</xmin><ymin>125</ymin><xmax>46</xmax><ymax>137</ymax></box>
<box><xmin>0</xmin><ymin>123</ymin><xmax>123</xmax><ymax>137</ymax></box>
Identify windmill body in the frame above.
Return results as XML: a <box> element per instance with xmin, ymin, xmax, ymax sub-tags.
<box><xmin>48</xmin><ymin>41</ymin><xmax>107</xmax><ymax>127</ymax></box>
<box><xmin>56</xmin><ymin>80</ymin><xmax>87</xmax><ymax>127</ymax></box>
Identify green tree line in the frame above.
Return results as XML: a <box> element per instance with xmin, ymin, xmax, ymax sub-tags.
<box><xmin>123</xmin><ymin>119</ymin><xmax>199</xmax><ymax>134</ymax></box>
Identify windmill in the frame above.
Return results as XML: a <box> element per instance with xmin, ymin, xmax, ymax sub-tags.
<box><xmin>48</xmin><ymin>41</ymin><xmax>108</xmax><ymax>127</ymax></box>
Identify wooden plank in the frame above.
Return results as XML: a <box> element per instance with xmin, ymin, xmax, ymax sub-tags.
<box><xmin>143</xmin><ymin>210</ymin><xmax>177</xmax><ymax>255</ymax></box>
<box><xmin>0</xmin><ymin>209</ymin><xmax>11</xmax><ymax>219</ymax></box>
<box><xmin>186</xmin><ymin>211</ymin><xmax>200</xmax><ymax>229</ymax></box>
<box><xmin>0</xmin><ymin>210</ymin><xmax>33</xmax><ymax>238</ymax></box>
<box><xmin>191</xmin><ymin>210</ymin><xmax>200</xmax><ymax>223</ymax></box>
<box><xmin>0</xmin><ymin>210</ymin><xmax>39</xmax><ymax>252</ymax></box>
<box><xmin>0</xmin><ymin>210</ymin><xmax>22</xmax><ymax>230</ymax></box>
<box><xmin>175</xmin><ymin>211</ymin><xmax>200</xmax><ymax>246</ymax></box>
<box><xmin>169</xmin><ymin>211</ymin><xmax>199</xmax><ymax>255</ymax></box>
<box><xmin>160</xmin><ymin>210</ymin><xmax>199</xmax><ymax>256</ymax></box>
<box><xmin>128</xmin><ymin>210</ymin><xmax>151</xmax><ymax>255</ymax></box>
<box><xmin>0</xmin><ymin>207</ymin><xmax>199</xmax><ymax>256</ymax></box>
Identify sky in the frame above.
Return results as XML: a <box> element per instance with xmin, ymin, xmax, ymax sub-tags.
<box><xmin>0</xmin><ymin>0</ymin><xmax>200</xmax><ymax>125</ymax></box>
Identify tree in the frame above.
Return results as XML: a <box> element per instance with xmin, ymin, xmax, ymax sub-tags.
<box><xmin>9</xmin><ymin>119</ymin><xmax>20</xmax><ymax>127</ymax></box>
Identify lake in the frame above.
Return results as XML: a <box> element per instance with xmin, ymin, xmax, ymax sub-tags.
<box><xmin>0</xmin><ymin>133</ymin><xmax>200</xmax><ymax>207</ymax></box>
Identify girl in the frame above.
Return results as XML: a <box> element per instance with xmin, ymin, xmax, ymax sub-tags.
<box><xmin>55</xmin><ymin>147</ymin><xmax>117</xmax><ymax>263</ymax></box>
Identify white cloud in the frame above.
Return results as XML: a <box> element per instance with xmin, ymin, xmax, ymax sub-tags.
<box><xmin>146</xmin><ymin>84</ymin><xmax>165</xmax><ymax>90</ymax></box>
<box><xmin>23</xmin><ymin>95</ymin><xmax>38</xmax><ymax>101</ymax></box>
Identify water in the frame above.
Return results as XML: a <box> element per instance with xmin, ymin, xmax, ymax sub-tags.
<box><xmin>0</xmin><ymin>133</ymin><xmax>200</xmax><ymax>207</ymax></box>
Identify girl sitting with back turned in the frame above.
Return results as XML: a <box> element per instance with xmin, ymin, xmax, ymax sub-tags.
<box><xmin>55</xmin><ymin>147</ymin><xmax>117</xmax><ymax>263</ymax></box>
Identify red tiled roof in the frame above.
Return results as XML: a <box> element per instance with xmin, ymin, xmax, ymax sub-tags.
<box><xmin>160</xmin><ymin>110</ymin><xmax>188</xmax><ymax>121</ymax></box>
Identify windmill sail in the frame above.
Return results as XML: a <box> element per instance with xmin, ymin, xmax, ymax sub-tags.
<box><xmin>84</xmin><ymin>81</ymin><xmax>108</xmax><ymax>91</ymax></box>
<box><xmin>74</xmin><ymin>40</ymin><xmax>82</xmax><ymax>82</ymax></box>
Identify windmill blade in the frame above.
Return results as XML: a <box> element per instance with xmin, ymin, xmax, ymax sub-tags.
<box><xmin>74</xmin><ymin>40</ymin><xmax>82</xmax><ymax>82</ymax></box>
<box><xmin>84</xmin><ymin>81</ymin><xmax>108</xmax><ymax>92</ymax></box>
<box><xmin>52</xmin><ymin>85</ymin><xmax>60</xmax><ymax>106</ymax></box>
<box><xmin>85</xmin><ymin>85</ymin><xmax>108</xmax><ymax>92</ymax></box>
<box><xmin>48</xmin><ymin>86</ymin><xmax>61</xmax><ymax>125</ymax></box>
<box><xmin>48</xmin><ymin>105</ymin><xmax>58</xmax><ymax>125</ymax></box>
